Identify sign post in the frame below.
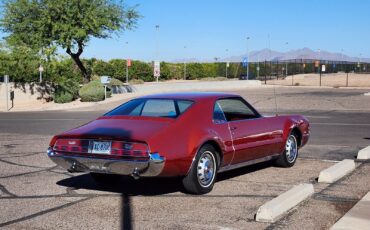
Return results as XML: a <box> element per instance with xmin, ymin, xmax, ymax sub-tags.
<box><xmin>154</xmin><ymin>61</ymin><xmax>160</xmax><ymax>82</ymax></box>
<box><xmin>4</xmin><ymin>75</ymin><xmax>9</xmax><ymax>111</ymax></box>
<box><xmin>242</xmin><ymin>57</ymin><xmax>248</xmax><ymax>80</ymax></box>
<box><xmin>38</xmin><ymin>65</ymin><xmax>44</xmax><ymax>83</ymax></box>
<box><xmin>126</xmin><ymin>59</ymin><xmax>131</xmax><ymax>84</ymax></box>
<box><xmin>226</xmin><ymin>62</ymin><xmax>229</xmax><ymax>78</ymax></box>
<box><xmin>100</xmin><ymin>76</ymin><xmax>111</xmax><ymax>100</ymax></box>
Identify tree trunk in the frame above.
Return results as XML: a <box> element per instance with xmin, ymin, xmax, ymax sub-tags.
<box><xmin>66</xmin><ymin>44</ymin><xmax>90</xmax><ymax>83</ymax></box>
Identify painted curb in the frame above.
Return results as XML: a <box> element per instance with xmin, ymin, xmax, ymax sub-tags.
<box><xmin>331</xmin><ymin>191</ymin><xmax>370</xmax><ymax>230</ymax></box>
<box><xmin>357</xmin><ymin>146</ymin><xmax>370</xmax><ymax>160</ymax></box>
<box><xmin>364</xmin><ymin>92</ymin><xmax>370</xmax><ymax>96</ymax></box>
<box><xmin>255</xmin><ymin>183</ymin><xmax>314</xmax><ymax>223</ymax></box>
<box><xmin>318</xmin><ymin>159</ymin><xmax>356</xmax><ymax>183</ymax></box>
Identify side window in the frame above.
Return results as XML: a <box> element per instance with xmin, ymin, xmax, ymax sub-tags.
<box><xmin>217</xmin><ymin>98</ymin><xmax>260</xmax><ymax>121</ymax></box>
<box><xmin>213</xmin><ymin>102</ymin><xmax>227</xmax><ymax>123</ymax></box>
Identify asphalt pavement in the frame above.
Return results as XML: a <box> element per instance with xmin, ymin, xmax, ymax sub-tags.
<box><xmin>0</xmin><ymin>87</ymin><xmax>370</xmax><ymax>229</ymax></box>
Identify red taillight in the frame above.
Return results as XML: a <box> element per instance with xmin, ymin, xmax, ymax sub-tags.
<box><xmin>53</xmin><ymin>139</ymin><xmax>149</xmax><ymax>158</ymax></box>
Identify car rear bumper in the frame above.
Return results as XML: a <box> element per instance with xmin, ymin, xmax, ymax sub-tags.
<box><xmin>47</xmin><ymin>147</ymin><xmax>165</xmax><ymax>177</ymax></box>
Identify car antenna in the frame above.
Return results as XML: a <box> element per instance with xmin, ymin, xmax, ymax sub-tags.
<box><xmin>268</xmin><ymin>34</ymin><xmax>279</xmax><ymax>116</ymax></box>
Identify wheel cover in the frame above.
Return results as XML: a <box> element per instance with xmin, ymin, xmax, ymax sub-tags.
<box><xmin>197</xmin><ymin>151</ymin><xmax>216</xmax><ymax>187</ymax></box>
<box><xmin>286</xmin><ymin>135</ymin><xmax>298</xmax><ymax>163</ymax></box>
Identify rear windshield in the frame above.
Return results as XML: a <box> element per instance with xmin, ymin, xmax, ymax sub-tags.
<box><xmin>105</xmin><ymin>98</ymin><xmax>194</xmax><ymax>118</ymax></box>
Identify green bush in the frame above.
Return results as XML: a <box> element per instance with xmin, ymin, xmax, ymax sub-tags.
<box><xmin>79</xmin><ymin>81</ymin><xmax>106</xmax><ymax>102</ymax></box>
<box><xmin>129</xmin><ymin>78</ymin><xmax>144</xmax><ymax>84</ymax></box>
<box><xmin>54</xmin><ymin>89</ymin><xmax>74</xmax><ymax>103</ymax></box>
<box><xmin>53</xmin><ymin>78</ymin><xmax>80</xmax><ymax>103</ymax></box>
<box><xmin>109</xmin><ymin>78</ymin><xmax>124</xmax><ymax>86</ymax></box>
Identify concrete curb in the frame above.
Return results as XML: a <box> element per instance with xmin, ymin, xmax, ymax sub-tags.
<box><xmin>331</xmin><ymin>191</ymin><xmax>370</xmax><ymax>230</ymax></box>
<box><xmin>357</xmin><ymin>146</ymin><xmax>370</xmax><ymax>160</ymax></box>
<box><xmin>318</xmin><ymin>159</ymin><xmax>356</xmax><ymax>183</ymax></box>
<box><xmin>255</xmin><ymin>183</ymin><xmax>314</xmax><ymax>223</ymax></box>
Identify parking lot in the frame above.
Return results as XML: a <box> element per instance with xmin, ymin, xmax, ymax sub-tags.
<box><xmin>1</xmin><ymin>86</ymin><xmax>370</xmax><ymax>229</ymax></box>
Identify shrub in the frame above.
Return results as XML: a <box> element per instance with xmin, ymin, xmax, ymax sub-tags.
<box><xmin>129</xmin><ymin>78</ymin><xmax>144</xmax><ymax>84</ymax></box>
<box><xmin>54</xmin><ymin>89</ymin><xmax>74</xmax><ymax>103</ymax></box>
<box><xmin>79</xmin><ymin>81</ymin><xmax>106</xmax><ymax>102</ymax></box>
<box><xmin>53</xmin><ymin>78</ymin><xmax>80</xmax><ymax>103</ymax></box>
<box><xmin>109</xmin><ymin>78</ymin><xmax>124</xmax><ymax>87</ymax></box>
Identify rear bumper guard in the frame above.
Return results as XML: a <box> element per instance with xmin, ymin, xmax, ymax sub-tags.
<box><xmin>47</xmin><ymin>147</ymin><xmax>165</xmax><ymax>177</ymax></box>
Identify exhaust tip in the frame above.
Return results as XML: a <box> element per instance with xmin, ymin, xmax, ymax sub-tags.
<box><xmin>131</xmin><ymin>167</ymin><xmax>140</xmax><ymax>180</ymax></box>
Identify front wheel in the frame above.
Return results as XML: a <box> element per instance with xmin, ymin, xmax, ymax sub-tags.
<box><xmin>182</xmin><ymin>144</ymin><xmax>219</xmax><ymax>194</ymax></box>
<box><xmin>275</xmin><ymin>133</ymin><xmax>298</xmax><ymax>167</ymax></box>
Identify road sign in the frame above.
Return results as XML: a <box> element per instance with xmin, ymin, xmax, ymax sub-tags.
<box><xmin>127</xmin><ymin>59</ymin><xmax>132</xmax><ymax>67</ymax></box>
<box><xmin>322</xmin><ymin>65</ymin><xmax>326</xmax><ymax>72</ymax></box>
<box><xmin>242</xmin><ymin>57</ymin><xmax>248</xmax><ymax>67</ymax></box>
<box><xmin>256</xmin><ymin>66</ymin><xmax>260</xmax><ymax>71</ymax></box>
<box><xmin>38</xmin><ymin>65</ymin><xmax>44</xmax><ymax>72</ymax></box>
<box><xmin>100</xmin><ymin>76</ymin><xmax>111</xmax><ymax>84</ymax></box>
<box><xmin>154</xmin><ymin>61</ymin><xmax>160</xmax><ymax>77</ymax></box>
<box><xmin>226</xmin><ymin>62</ymin><xmax>230</xmax><ymax>68</ymax></box>
<box><xmin>4</xmin><ymin>75</ymin><xmax>9</xmax><ymax>83</ymax></box>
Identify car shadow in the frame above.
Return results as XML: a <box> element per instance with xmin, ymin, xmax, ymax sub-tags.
<box><xmin>57</xmin><ymin>160</ymin><xmax>274</xmax><ymax>196</ymax></box>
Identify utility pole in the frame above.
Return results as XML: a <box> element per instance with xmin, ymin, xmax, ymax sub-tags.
<box><xmin>225</xmin><ymin>49</ymin><xmax>229</xmax><ymax>79</ymax></box>
<box><xmin>183</xmin><ymin>46</ymin><xmax>187</xmax><ymax>80</ymax></box>
<box><xmin>246</xmin><ymin>36</ymin><xmax>250</xmax><ymax>80</ymax></box>
<box><xmin>155</xmin><ymin>25</ymin><xmax>160</xmax><ymax>82</ymax></box>
<box><xmin>285</xmin><ymin>42</ymin><xmax>288</xmax><ymax>77</ymax></box>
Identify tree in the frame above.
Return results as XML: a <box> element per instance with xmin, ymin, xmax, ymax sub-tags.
<box><xmin>0</xmin><ymin>0</ymin><xmax>139</xmax><ymax>82</ymax></box>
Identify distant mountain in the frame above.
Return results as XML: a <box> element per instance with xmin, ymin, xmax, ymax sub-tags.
<box><xmin>171</xmin><ymin>48</ymin><xmax>370</xmax><ymax>63</ymax></box>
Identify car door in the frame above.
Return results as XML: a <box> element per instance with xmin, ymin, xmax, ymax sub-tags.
<box><xmin>216</xmin><ymin>97</ymin><xmax>274</xmax><ymax>164</ymax></box>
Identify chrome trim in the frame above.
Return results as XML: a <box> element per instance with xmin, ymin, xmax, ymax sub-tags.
<box><xmin>218</xmin><ymin>154</ymin><xmax>280</xmax><ymax>173</ymax></box>
<box><xmin>47</xmin><ymin>147</ymin><xmax>165</xmax><ymax>177</ymax></box>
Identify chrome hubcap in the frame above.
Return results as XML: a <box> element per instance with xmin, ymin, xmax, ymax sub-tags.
<box><xmin>197</xmin><ymin>151</ymin><xmax>215</xmax><ymax>187</ymax></box>
<box><xmin>286</xmin><ymin>135</ymin><xmax>297</xmax><ymax>163</ymax></box>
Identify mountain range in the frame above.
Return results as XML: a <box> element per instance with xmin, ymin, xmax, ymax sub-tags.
<box><xmin>171</xmin><ymin>48</ymin><xmax>370</xmax><ymax>63</ymax></box>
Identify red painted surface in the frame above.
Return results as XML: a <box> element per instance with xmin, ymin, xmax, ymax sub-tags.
<box><xmin>49</xmin><ymin>92</ymin><xmax>310</xmax><ymax>177</ymax></box>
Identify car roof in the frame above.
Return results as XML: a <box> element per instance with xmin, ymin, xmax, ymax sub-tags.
<box><xmin>139</xmin><ymin>92</ymin><xmax>240</xmax><ymax>101</ymax></box>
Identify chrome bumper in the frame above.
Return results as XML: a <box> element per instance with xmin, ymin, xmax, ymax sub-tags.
<box><xmin>47</xmin><ymin>148</ymin><xmax>165</xmax><ymax>177</ymax></box>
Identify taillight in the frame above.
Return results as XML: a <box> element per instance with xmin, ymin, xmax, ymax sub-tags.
<box><xmin>52</xmin><ymin>139</ymin><xmax>149</xmax><ymax>158</ymax></box>
<box><xmin>111</xmin><ymin>141</ymin><xmax>149</xmax><ymax>157</ymax></box>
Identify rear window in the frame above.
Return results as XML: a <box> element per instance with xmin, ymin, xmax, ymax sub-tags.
<box><xmin>105</xmin><ymin>98</ymin><xmax>194</xmax><ymax>118</ymax></box>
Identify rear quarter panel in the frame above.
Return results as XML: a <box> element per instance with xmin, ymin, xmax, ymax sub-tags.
<box><xmin>147</xmin><ymin>99</ymin><xmax>231</xmax><ymax>177</ymax></box>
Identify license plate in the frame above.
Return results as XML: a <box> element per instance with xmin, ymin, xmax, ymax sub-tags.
<box><xmin>91</xmin><ymin>141</ymin><xmax>111</xmax><ymax>154</ymax></box>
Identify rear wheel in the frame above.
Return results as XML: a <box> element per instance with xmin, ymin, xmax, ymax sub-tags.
<box><xmin>182</xmin><ymin>144</ymin><xmax>219</xmax><ymax>194</ymax></box>
<box><xmin>275</xmin><ymin>133</ymin><xmax>298</xmax><ymax>167</ymax></box>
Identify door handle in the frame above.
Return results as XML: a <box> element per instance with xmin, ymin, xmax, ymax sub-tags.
<box><xmin>229</xmin><ymin>126</ymin><xmax>237</xmax><ymax>131</ymax></box>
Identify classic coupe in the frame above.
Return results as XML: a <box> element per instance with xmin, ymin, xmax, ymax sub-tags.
<box><xmin>48</xmin><ymin>92</ymin><xmax>310</xmax><ymax>194</ymax></box>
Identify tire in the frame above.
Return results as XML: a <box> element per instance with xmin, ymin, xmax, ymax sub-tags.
<box><xmin>275</xmin><ymin>132</ymin><xmax>299</xmax><ymax>167</ymax></box>
<box><xmin>182</xmin><ymin>144</ymin><xmax>219</xmax><ymax>194</ymax></box>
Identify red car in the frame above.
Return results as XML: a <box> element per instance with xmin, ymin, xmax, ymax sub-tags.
<box><xmin>48</xmin><ymin>92</ymin><xmax>310</xmax><ymax>194</ymax></box>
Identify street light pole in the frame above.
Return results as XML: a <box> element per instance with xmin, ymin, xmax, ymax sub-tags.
<box><xmin>183</xmin><ymin>46</ymin><xmax>187</xmax><ymax>80</ymax></box>
<box><xmin>246</xmin><ymin>36</ymin><xmax>250</xmax><ymax>80</ymax></box>
<box><xmin>285</xmin><ymin>42</ymin><xmax>288</xmax><ymax>77</ymax></box>
<box><xmin>225</xmin><ymin>49</ymin><xmax>228</xmax><ymax>79</ymax></box>
<box><xmin>155</xmin><ymin>25</ymin><xmax>160</xmax><ymax>82</ymax></box>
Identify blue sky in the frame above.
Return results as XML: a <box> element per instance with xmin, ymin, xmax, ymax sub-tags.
<box><xmin>8</xmin><ymin>0</ymin><xmax>370</xmax><ymax>61</ymax></box>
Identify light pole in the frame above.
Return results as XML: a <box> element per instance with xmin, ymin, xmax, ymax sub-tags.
<box><xmin>285</xmin><ymin>42</ymin><xmax>288</xmax><ymax>77</ymax></box>
<box><xmin>38</xmin><ymin>65</ymin><xmax>44</xmax><ymax>83</ymax></box>
<box><xmin>183</xmin><ymin>46</ymin><xmax>187</xmax><ymax>80</ymax></box>
<box><xmin>225</xmin><ymin>49</ymin><xmax>229</xmax><ymax>79</ymax></box>
<box><xmin>155</xmin><ymin>25</ymin><xmax>160</xmax><ymax>82</ymax></box>
<box><xmin>341</xmin><ymin>48</ymin><xmax>344</xmax><ymax>72</ymax></box>
<box><xmin>124</xmin><ymin>41</ymin><xmax>129</xmax><ymax>84</ymax></box>
<box><xmin>246</xmin><ymin>36</ymin><xmax>250</xmax><ymax>80</ymax></box>
<box><xmin>318</xmin><ymin>49</ymin><xmax>322</xmax><ymax>86</ymax></box>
